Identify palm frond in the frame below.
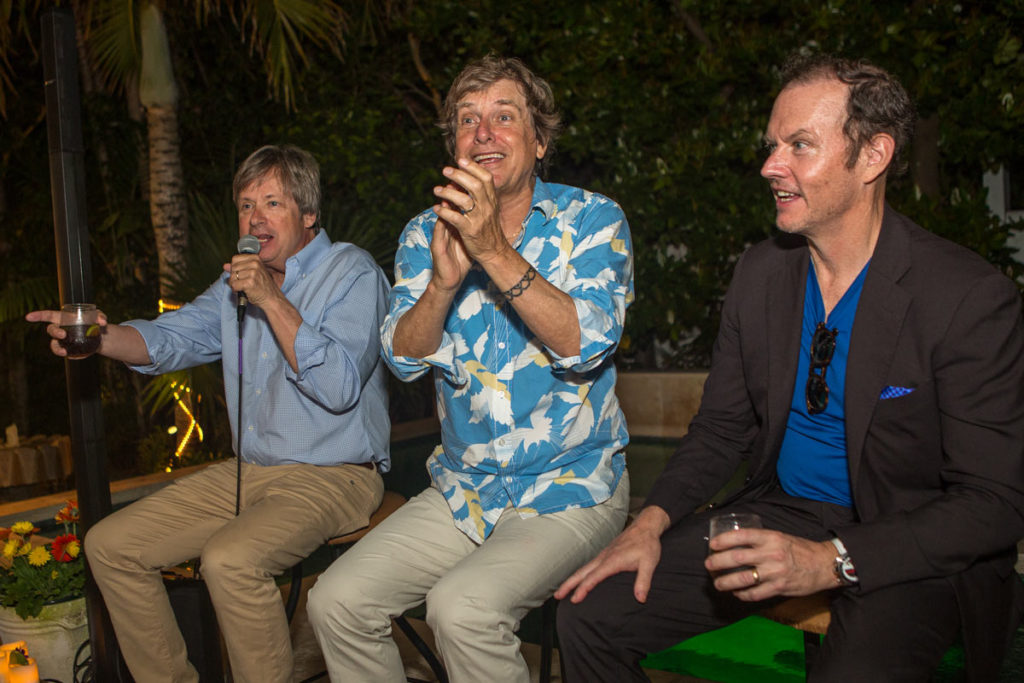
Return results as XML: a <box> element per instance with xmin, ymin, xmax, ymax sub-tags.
<box><xmin>87</xmin><ymin>0</ymin><xmax>141</xmax><ymax>93</ymax></box>
<box><xmin>139</xmin><ymin>363</ymin><xmax>225</xmax><ymax>425</ymax></box>
<box><xmin>320</xmin><ymin>198</ymin><xmax>395</xmax><ymax>275</ymax></box>
<box><xmin>0</xmin><ymin>276</ymin><xmax>57</xmax><ymax>324</ymax></box>
<box><xmin>242</xmin><ymin>0</ymin><xmax>348</xmax><ymax>109</ymax></box>
<box><xmin>0</xmin><ymin>0</ymin><xmax>45</xmax><ymax>119</ymax></box>
<box><xmin>163</xmin><ymin>192</ymin><xmax>238</xmax><ymax>304</ymax></box>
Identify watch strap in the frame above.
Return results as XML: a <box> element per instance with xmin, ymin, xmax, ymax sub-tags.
<box><xmin>831</xmin><ymin>536</ymin><xmax>859</xmax><ymax>585</ymax></box>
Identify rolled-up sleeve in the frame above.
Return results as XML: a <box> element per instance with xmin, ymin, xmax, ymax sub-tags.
<box><xmin>287</xmin><ymin>252</ymin><xmax>390</xmax><ymax>412</ymax></box>
<box><xmin>548</xmin><ymin>199</ymin><xmax>634</xmax><ymax>374</ymax></box>
<box><xmin>380</xmin><ymin>212</ymin><xmax>468</xmax><ymax>386</ymax></box>
<box><xmin>123</xmin><ymin>281</ymin><xmax>225</xmax><ymax>374</ymax></box>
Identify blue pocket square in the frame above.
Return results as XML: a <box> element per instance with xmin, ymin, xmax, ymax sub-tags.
<box><xmin>880</xmin><ymin>386</ymin><xmax>914</xmax><ymax>400</ymax></box>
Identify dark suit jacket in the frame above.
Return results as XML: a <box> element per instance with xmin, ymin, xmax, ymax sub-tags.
<box><xmin>646</xmin><ymin>206</ymin><xmax>1024</xmax><ymax>678</ymax></box>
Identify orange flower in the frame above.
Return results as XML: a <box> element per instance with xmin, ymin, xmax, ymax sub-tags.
<box><xmin>55</xmin><ymin>500</ymin><xmax>80</xmax><ymax>525</ymax></box>
<box><xmin>50</xmin><ymin>534</ymin><xmax>80</xmax><ymax>563</ymax></box>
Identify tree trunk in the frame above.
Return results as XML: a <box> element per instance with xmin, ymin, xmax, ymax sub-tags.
<box><xmin>145</xmin><ymin>103</ymin><xmax>188</xmax><ymax>298</ymax></box>
<box><xmin>138</xmin><ymin>3</ymin><xmax>191</xmax><ymax>453</ymax></box>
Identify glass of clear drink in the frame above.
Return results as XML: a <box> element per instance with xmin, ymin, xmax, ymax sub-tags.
<box><xmin>708</xmin><ymin>512</ymin><xmax>762</xmax><ymax>575</ymax></box>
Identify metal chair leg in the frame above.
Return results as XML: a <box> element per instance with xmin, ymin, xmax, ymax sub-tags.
<box><xmin>395</xmin><ymin>615</ymin><xmax>449</xmax><ymax>683</ymax></box>
<box><xmin>284</xmin><ymin>562</ymin><xmax>304</xmax><ymax>623</ymax></box>
<box><xmin>540</xmin><ymin>597</ymin><xmax>556</xmax><ymax>683</ymax></box>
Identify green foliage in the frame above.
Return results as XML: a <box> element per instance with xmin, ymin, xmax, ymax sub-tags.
<box><xmin>0</xmin><ymin>506</ymin><xmax>84</xmax><ymax>620</ymax></box>
<box><xmin>0</xmin><ymin>544</ymin><xmax>85</xmax><ymax>620</ymax></box>
<box><xmin>3</xmin><ymin>0</ymin><xmax>1024</xmax><ymax>470</ymax></box>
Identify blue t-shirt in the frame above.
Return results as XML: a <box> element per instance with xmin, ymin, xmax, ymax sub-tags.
<box><xmin>776</xmin><ymin>260</ymin><xmax>869</xmax><ymax>506</ymax></box>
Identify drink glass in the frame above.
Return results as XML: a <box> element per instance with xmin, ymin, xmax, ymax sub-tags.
<box><xmin>59</xmin><ymin>303</ymin><xmax>101</xmax><ymax>359</ymax></box>
<box><xmin>708</xmin><ymin>512</ymin><xmax>762</xmax><ymax>575</ymax></box>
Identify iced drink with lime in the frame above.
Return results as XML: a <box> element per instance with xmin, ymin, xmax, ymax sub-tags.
<box><xmin>59</xmin><ymin>304</ymin><xmax>100</xmax><ymax>359</ymax></box>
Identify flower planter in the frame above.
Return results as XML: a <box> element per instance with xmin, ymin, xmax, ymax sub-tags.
<box><xmin>0</xmin><ymin>596</ymin><xmax>88</xmax><ymax>683</ymax></box>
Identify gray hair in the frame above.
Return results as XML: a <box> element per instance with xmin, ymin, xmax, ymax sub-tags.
<box><xmin>233</xmin><ymin>145</ymin><xmax>322</xmax><ymax>226</ymax></box>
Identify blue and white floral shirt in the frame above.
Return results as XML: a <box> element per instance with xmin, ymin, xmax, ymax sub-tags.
<box><xmin>381</xmin><ymin>179</ymin><xmax>633</xmax><ymax>542</ymax></box>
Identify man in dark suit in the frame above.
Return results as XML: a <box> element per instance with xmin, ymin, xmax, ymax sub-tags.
<box><xmin>555</xmin><ymin>53</ymin><xmax>1024</xmax><ymax>682</ymax></box>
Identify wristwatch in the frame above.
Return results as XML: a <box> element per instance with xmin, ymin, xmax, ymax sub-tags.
<box><xmin>831</xmin><ymin>537</ymin><xmax>859</xmax><ymax>586</ymax></box>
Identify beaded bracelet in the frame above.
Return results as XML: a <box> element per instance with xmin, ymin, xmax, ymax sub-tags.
<box><xmin>502</xmin><ymin>265</ymin><xmax>537</xmax><ymax>301</ymax></box>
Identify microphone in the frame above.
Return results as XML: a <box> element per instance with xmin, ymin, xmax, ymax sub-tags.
<box><xmin>236</xmin><ymin>235</ymin><xmax>261</xmax><ymax>321</ymax></box>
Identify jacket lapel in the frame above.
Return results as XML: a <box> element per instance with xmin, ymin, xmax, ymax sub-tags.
<box><xmin>765</xmin><ymin>244</ymin><xmax>808</xmax><ymax>466</ymax></box>
<box><xmin>844</xmin><ymin>208</ymin><xmax>912</xmax><ymax>487</ymax></box>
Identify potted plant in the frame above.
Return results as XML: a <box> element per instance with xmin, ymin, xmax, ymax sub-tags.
<box><xmin>0</xmin><ymin>501</ymin><xmax>88</xmax><ymax>682</ymax></box>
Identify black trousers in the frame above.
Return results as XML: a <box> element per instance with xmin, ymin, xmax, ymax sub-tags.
<box><xmin>557</xmin><ymin>490</ymin><xmax>962</xmax><ymax>682</ymax></box>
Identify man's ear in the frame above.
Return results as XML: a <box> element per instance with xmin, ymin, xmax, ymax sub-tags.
<box><xmin>861</xmin><ymin>133</ymin><xmax>895</xmax><ymax>184</ymax></box>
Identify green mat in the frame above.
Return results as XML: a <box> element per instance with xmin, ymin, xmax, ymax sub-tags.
<box><xmin>641</xmin><ymin>617</ymin><xmax>811</xmax><ymax>683</ymax></box>
<box><xmin>640</xmin><ymin>615</ymin><xmax>977</xmax><ymax>683</ymax></box>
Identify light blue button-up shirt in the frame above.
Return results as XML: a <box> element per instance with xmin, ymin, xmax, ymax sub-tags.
<box><xmin>381</xmin><ymin>179</ymin><xmax>633</xmax><ymax>541</ymax></box>
<box><xmin>126</xmin><ymin>231</ymin><xmax>391</xmax><ymax>469</ymax></box>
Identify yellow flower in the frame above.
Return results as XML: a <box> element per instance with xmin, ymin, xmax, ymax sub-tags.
<box><xmin>3</xmin><ymin>539</ymin><xmax>19</xmax><ymax>558</ymax></box>
<box><xmin>16</xmin><ymin>541</ymin><xmax>32</xmax><ymax>556</ymax></box>
<box><xmin>10</xmin><ymin>522</ymin><xmax>34</xmax><ymax>535</ymax></box>
<box><xmin>28</xmin><ymin>546</ymin><xmax>49</xmax><ymax>567</ymax></box>
<box><xmin>51</xmin><ymin>569</ymin><xmax>59</xmax><ymax>580</ymax></box>
<box><xmin>66</xmin><ymin>540</ymin><xmax>81</xmax><ymax>558</ymax></box>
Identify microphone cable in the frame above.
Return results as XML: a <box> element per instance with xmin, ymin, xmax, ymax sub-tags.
<box><xmin>234</xmin><ymin>235</ymin><xmax>260</xmax><ymax>516</ymax></box>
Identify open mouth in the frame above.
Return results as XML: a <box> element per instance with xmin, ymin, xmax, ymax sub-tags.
<box><xmin>773</xmin><ymin>189</ymin><xmax>799</xmax><ymax>202</ymax></box>
<box><xmin>473</xmin><ymin>153</ymin><xmax>505</xmax><ymax>163</ymax></box>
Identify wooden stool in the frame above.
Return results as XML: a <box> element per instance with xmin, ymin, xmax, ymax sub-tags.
<box><xmin>760</xmin><ymin>591</ymin><xmax>833</xmax><ymax>673</ymax></box>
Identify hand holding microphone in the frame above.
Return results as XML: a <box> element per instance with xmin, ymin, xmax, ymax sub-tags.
<box><xmin>234</xmin><ymin>235</ymin><xmax>261</xmax><ymax>321</ymax></box>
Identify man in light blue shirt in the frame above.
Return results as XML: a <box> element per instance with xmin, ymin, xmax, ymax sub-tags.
<box><xmin>309</xmin><ymin>56</ymin><xmax>633</xmax><ymax>682</ymax></box>
<box><xmin>30</xmin><ymin>145</ymin><xmax>390</xmax><ymax>683</ymax></box>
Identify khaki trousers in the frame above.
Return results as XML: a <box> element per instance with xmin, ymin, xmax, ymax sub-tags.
<box><xmin>307</xmin><ymin>471</ymin><xmax>629</xmax><ymax>683</ymax></box>
<box><xmin>85</xmin><ymin>459</ymin><xmax>382</xmax><ymax>683</ymax></box>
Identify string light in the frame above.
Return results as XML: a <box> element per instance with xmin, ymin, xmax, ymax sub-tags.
<box><xmin>169</xmin><ymin>380</ymin><xmax>204</xmax><ymax>460</ymax></box>
<box><xmin>156</xmin><ymin>300</ymin><xmax>205</xmax><ymax>471</ymax></box>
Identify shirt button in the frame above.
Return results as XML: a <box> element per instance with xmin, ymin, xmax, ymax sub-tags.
<box><xmin>498</xmin><ymin>342</ymin><xmax>506</xmax><ymax>349</ymax></box>
<box><xmin>248</xmin><ymin>425</ymin><xmax>254</xmax><ymax>431</ymax></box>
<box><xmin>262</xmin><ymin>352</ymin><xmax>268</xmax><ymax>359</ymax></box>
<box><xmin>255</xmin><ymin>388</ymin><xmax>261</xmax><ymax>395</ymax></box>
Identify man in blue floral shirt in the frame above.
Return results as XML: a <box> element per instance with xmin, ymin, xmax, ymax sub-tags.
<box><xmin>309</xmin><ymin>56</ymin><xmax>633</xmax><ymax>681</ymax></box>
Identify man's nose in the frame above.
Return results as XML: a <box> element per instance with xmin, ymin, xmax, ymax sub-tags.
<box><xmin>761</xmin><ymin>150</ymin><xmax>785</xmax><ymax>179</ymax></box>
<box><xmin>475</xmin><ymin>120</ymin><xmax>493</xmax><ymax>143</ymax></box>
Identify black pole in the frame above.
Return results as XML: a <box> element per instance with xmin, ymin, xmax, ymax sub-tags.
<box><xmin>41</xmin><ymin>8</ymin><xmax>121</xmax><ymax>681</ymax></box>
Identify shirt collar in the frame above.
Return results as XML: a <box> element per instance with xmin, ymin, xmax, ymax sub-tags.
<box><xmin>530</xmin><ymin>177</ymin><xmax>558</xmax><ymax>221</ymax></box>
<box><xmin>281</xmin><ymin>230</ymin><xmax>331</xmax><ymax>291</ymax></box>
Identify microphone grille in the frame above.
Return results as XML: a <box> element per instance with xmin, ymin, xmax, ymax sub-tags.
<box><xmin>237</xmin><ymin>235</ymin><xmax>261</xmax><ymax>254</ymax></box>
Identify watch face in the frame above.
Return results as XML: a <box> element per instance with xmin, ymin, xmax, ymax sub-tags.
<box><xmin>831</xmin><ymin>538</ymin><xmax>858</xmax><ymax>584</ymax></box>
<box><xmin>839</xmin><ymin>558</ymin><xmax>858</xmax><ymax>584</ymax></box>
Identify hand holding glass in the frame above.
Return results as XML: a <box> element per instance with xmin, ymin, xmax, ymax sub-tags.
<box><xmin>58</xmin><ymin>304</ymin><xmax>101</xmax><ymax>359</ymax></box>
<box><xmin>708</xmin><ymin>512</ymin><xmax>762</xmax><ymax>576</ymax></box>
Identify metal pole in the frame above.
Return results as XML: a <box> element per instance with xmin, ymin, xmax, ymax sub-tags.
<box><xmin>41</xmin><ymin>8</ymin><xmax>121</xmax><ymax>680</ymax></box>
